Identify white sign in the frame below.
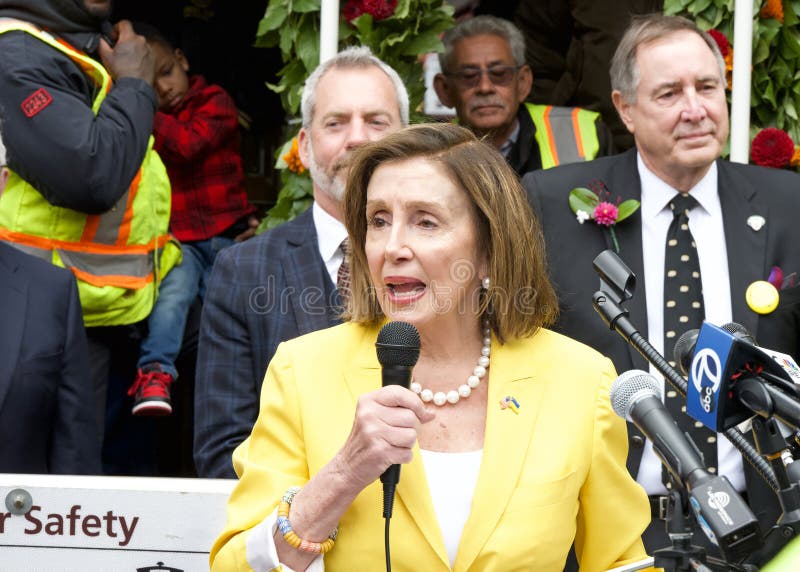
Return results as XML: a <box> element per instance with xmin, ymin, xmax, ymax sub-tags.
<box><xmin>0</xmin><ymin>473</ymin><xmax>235</xmax><ymax>571</ymax></box>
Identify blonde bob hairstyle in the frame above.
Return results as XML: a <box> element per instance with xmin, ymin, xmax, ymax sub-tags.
<box><xmin>342</xmin><ymin>123</ymin><xmax>558</xmax><ymax>343</ymax></box>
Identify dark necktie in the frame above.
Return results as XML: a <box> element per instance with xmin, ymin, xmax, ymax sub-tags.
<box><xmin>336</xmin><ymin>238</ymin><xmax>351</xmax><ymax>305</ymax></box>
<box><xmin>662</xmin><ymin>193</ymin><xmax>717</xmax><ymax>488</ymax></box>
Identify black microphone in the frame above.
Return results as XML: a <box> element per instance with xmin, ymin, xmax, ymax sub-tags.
<box><xmin>375</xmin><ymin>321</ymin><xmax>420</xmax><ymax>519</ymax></box>
<box><xmin>611</xmin><ymin>370</ymin><xmax>762</xmax><ymax>562</ymax></box>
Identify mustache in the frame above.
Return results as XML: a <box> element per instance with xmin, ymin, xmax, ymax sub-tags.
<box><xmin>468</xmin><ymin>97</ymin><xmax>507</xmax><ymax>112</ymax></box>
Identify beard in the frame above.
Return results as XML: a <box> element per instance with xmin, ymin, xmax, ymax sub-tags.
<box><xmin>307</xmin><ymin>141</ymin><xmax>348</xmax><ymax>203</ymax></box>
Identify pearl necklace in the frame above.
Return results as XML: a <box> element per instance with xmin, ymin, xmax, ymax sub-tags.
<box><xmin>410</xmin><ymin>319</ymin><xmax>491</xmax><ymax>406</ymax></box>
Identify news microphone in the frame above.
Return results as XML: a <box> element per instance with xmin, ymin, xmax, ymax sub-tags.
<box><xmin>375</xmin><ymin>321</ymin><xmax>420</xmax><ymax>519</ymax></box>
<box><xmin>611</xmin><ymin>370</ymin><xmax>762</xmax><ymax>562</ymax></box>
<box><xmin>678</xmin><ymin>322</ymin><xmax>800</xmax><ymax>431</ymax></box>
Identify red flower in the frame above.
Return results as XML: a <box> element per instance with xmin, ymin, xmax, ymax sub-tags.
<box><xmin>751</xmin><ymin>128</ymin><xmax>795</xmax><ymax>169</ymax></box>
<box><xmin>362</xmin><ymin>0</ymin><xmax>397</xmax><ymax>20</ymax></box>
<box><xmin>593</xmin><ymin>202</ymin><xmax>619</xmax><ymax>226</ymax></box>
<box><xmin>707</xmin><ymin>29</ymin><xmax>730</xmax><ymax>58</ymax></box>
<box><xmin>342</xmin><ymin>0</ymin><xmax>365</xmax><ymax>21</ymax></box>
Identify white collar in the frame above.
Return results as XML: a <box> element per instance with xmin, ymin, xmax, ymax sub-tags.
<box><xmin>637</xmin><ymin>154</ymin><xmax>718</xmax><ymax>217</ymax></box>
<box><xmin>312</xmin><ymin>201</ymin><xmax>348</xmax><ymax>262</ymax></box>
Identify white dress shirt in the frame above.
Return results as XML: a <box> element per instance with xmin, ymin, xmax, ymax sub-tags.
<box><xmin>637</xmin><ymin>154</ymin><xmax>746</xmax><ymax>495</ymax></box>
<box><xmin>313</xmin><ymin>201</ymin><xmax>349</xmax><ymax>285</ymax></box>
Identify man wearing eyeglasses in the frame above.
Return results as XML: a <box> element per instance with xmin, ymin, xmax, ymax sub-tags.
<box><xmin>434</xmin><ymin>15</ymin><xmax>615</xmax><ymax>177</ymax></box>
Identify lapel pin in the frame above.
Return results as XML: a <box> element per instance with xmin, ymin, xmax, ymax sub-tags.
<box><xmin>746</xmin><ymin>280</ymin><xmax>780</xmax><ymax>314</ymax></box>
<box><xmin>747</xmin><ymin>215</ymin><xmax>766</xmax><ymax>231</ymax></box>
<box><xmin>499</xmin><ymin>395</ymin><xmax>520</xmax><ymax>414</ymax></box>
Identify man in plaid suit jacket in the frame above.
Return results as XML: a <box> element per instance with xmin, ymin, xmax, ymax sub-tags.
<box><xmin>194</xmin><ymin>47</ymin><xmax>409</xmax><ymax>478</ymax></box>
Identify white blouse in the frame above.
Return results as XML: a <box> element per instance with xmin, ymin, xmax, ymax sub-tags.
<box><xmin>420</xmin><ymin>448</ymin><xmax>483</xmax><ymax>568</ymax></box>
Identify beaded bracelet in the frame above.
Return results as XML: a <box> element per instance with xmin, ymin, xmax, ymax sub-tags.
<box><xmin>276</xmin><ymin>486</ymin><xmax>338</xmax><ymax>554</ymax></box>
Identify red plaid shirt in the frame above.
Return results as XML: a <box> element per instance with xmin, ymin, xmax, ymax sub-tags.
<box><xmin>153</xmin><ymin>75</ymin><xmax>256</xmax><ymax>242</ymax></box>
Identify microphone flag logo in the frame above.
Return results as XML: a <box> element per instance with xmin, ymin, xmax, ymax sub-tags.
<box><xmin>687</xmin><ymin>323</ymin><xmax>736</xmax><ymax>431</ymax></box>
<box><xmin>691</xmin><ymin>347</ymin><xmax>722</xmax><ymax>414</ymax></box>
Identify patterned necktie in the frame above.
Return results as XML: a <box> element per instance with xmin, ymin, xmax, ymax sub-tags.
<box><xmin>662</xmin><ymin>193</ymin><xmax>717</xmax><ymax>488</ymax></box>
<box><xmin>336</xmin><ymin>238</ymin><xmax>351</xmax><ymax>305</ymax></box>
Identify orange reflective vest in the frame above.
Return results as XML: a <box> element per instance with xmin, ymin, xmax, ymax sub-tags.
<box><xmin>525</xmin><ymin>103</ymin><xmax>602</xmax><ymax>169</ymax></box>
<box><xmin>0</xmin><ymin>19</ymin><xmax>180</xmax><ymax>327</ymax></box>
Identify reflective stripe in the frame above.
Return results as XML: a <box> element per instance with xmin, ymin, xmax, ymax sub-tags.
<box><xmin>57</xmin><ymin>249</ymin><xmax>152</xmax><ymax>279</ymax></box>
<box><xmin>572</xmin><ymin>108</ymin><xmax>586</xmax><ymax>158</ymax></box>
<box><xmin>0</xmin><ymin>227</ymin><xmax>170</xmax><ymax>255</ymax></box>
<box><xmin>71</xmin><ymin>267</ymin><xmax>153</xmax><ymax>289</ymax></box>
<box><xmin>526</xmin><ymin>103</ymin><xmax>602</xmax><ymax>169</ymax></box>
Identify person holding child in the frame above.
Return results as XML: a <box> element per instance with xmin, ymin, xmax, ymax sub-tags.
<box><xmin>126</xmin><ymin>23</ymin><xmax>258</xmax><ymax>416</ymax></box>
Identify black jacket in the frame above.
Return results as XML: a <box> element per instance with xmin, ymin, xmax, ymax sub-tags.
<box><xmin>0</xmin><ymin>0</ymin><xmax>157</xmax><ymax>213</ymax></box>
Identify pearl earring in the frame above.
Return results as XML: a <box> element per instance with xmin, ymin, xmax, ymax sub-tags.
<box><xmin>482</xmin><ymin>276</ymin><xmax>491</xmax><ymax>289</ymax></box>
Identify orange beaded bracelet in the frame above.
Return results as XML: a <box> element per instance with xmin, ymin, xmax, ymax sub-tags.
<box><xmin>276</xmin><ymin>487</ymin><xmax>338</xmax><ymax>555</ymax></box>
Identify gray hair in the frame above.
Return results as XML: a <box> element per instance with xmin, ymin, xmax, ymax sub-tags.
<box><xmin>439</xmin><ymin>15</ymin><xmax>526</xmax><ymax>73</ymax></box>
<box><xmin>610</xmin><ymin>14</ymin><xmax>727</xmax><ymax>103</ymax></box>
<box><xmin>300</xmin><ymin>46</ymin><xmax>410</xmax><ymax>128</ymax></box>
<box><xmin>0</xmin><ymin>124</ymin><xmax>5</xmax><ymax>166</ymax></box>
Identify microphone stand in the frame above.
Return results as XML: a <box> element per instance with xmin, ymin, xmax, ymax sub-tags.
<box><xmin>591</xmin><ymin>289</ymin><xmax>779</xmax><ymax>492</ymax></box>
<box><xmin>748</xmin><ymin>417</ymin><xmax>800</xmax><ymax>563</ymax></box>
<box><xmin>653</xmin><ymin>488</ymin><xmax>755</xmax><ymax>572</ymax></box>
<box><xmin>652</xmin><ymin>488</ymin><xmax>710</xmax><ymax>572</ymax></box>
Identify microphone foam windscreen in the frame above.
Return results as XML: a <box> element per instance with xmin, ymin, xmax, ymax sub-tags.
<box><xmin>376</xmin><ymin>321</ymin><xmax>421</xmax><ymax>367</ymax></box>
<box><xmin>721</xmin><ymin>322</ymin><xmax>756</xmax><ymax>345</ymax></box>
<box><xmin>610</xmin><ymin>369</ymin><xmax>661</xmax><ymax>421</ymax></box>
<box><xmin>673</xmin><ymin>329</ymin><xmax>700</xmax><ymax>375</ymax></box>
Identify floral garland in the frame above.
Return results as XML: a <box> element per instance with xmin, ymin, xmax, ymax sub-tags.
<box><xmin>255</xmin><ymin>0</ymin><xmax>454</xmax><ymax>232</ymax></box>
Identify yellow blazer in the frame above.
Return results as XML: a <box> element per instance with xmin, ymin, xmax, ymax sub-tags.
<box><xmin>211</xmin><ymin>322</ymin><xmax>651</xmax><ymax>571</ymax></box>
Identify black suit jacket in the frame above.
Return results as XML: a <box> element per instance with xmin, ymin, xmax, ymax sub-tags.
<box><xmin>0</xmin><ymin>242</ymin><xmax>100</xmax><ymax>473</ymax></box>
<box><xmin>524</xmin><ymin>148</ymin><xmax>800</xmax><ymax>531</ymax></box>
<box><xmin>194</xmin><ymin>208</ymin><xmax>342</xmax><ymax>478</ymax></box>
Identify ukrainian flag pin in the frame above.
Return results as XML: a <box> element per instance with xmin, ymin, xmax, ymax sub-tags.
<box><xmin>499</xmin><ymin>395</ymin><xmax>520</xmax><ymax>414</ymax></box>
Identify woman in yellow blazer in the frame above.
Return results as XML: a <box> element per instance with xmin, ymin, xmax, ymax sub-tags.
<box><xmin>211</xmin><ymin>124</ymin><xmax>652</xmax><ymax>571</ymax></box>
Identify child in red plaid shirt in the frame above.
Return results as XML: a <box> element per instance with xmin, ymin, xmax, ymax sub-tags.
<box><xmin>128</xmin><ymin>23</ymin><xmax>258</xmax><ymax>416</ymax></box>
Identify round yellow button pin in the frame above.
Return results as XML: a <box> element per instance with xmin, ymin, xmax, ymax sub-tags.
<box><xmin>746</xmin><ymin>280</ymin><xmax>779</xmax><ymax>314</ymax></box>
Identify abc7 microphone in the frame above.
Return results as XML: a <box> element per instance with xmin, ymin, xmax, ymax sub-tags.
<box><xmin>675</xmin><ymin>322</ymin><xmax>800</xmax><ymax>432</ymax></box>
<box><xmin>610</xmin><ymin>370</ymin><xmax>762</xmax><ymax>563</ymax></box>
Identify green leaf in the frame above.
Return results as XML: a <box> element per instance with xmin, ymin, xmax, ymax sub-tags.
<box><xmin>296</xmin><ymin>17</ymin><xmax>320</xmax><ymax>72</ymax></box>
<box><xmin>400</xmin><ymin>30</ymin><xmax>444</xmax><ymax>55</ymax></box>
<box><xmin>689</xmin><ymin>0</ymin><xmax>713</xmax><ymax>16</ymax></box>
<box><xmin>785</xmin><ymin>95</ymin><xmax>798</xmax><ymax>120</ymax></box>
<box><xmin>258</xmin><ymin>2</ymin><xmax>289</xmax><ymax>34</ymax></box>
<box><xmin>292</xmin><ymin>0</ymin><xmax>321</xmax><ymax>12</ymax></box>
<box><xmin>616</xmin><ymin>200</ymin><xmax>641</xmax><ymax>222</ymax></box>
<box><xmin>278</xmin><ymin>23</ymin><xmax>295</xmax><ymax>57</ymax></box>
<box><xmin>391</xmin><ymin>0</ymin><xmax>411</xmax><ymax>20</ymax></box>
<box><xmin>568</xmin><ymin>188</ymin><xmax>599</xmax><ymax>215</ymax></box>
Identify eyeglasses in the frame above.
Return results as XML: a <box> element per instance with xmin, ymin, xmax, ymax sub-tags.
<box><xmin>444</xmin><ymin>65</ymin><xmax>523</xmax><ymax>89</ymax></box>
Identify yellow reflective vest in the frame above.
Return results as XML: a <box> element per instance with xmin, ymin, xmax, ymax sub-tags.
<box><xmin>0</xmin><ymin>20</ymin><xmax>180</xmax><ymax>327</ymax></box>
<box><xmin>525</xmin><ymin>103</ymin><xmax>602</xmax><ymax>169</ymax></box>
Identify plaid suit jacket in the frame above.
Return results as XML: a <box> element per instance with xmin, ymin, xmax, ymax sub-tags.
<box><xmin>194</xmin><ymin>208</ymin><xmax>341</xmax><ymax>478</ymax></box>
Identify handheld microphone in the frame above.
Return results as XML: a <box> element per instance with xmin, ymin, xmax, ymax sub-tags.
<box><xmin>611</xmin><ymin>370</ymin><xmax>762</xmax><ymax>562</ymax></box>
<box><xmin>678</xmin><ymin>322</ymin><xmax>800</xmax><ymax>431</ymax></box>
<box><xmin>375</xmin><ymin>321</ymin><xmax>420</xmax><ymax>518</ymax></box>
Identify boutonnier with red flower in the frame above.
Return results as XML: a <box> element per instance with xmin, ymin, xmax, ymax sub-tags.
<box><xmin>569</xmin><ymin>181</ymin><xmax>640</xmax><ymax>253</ymax></box>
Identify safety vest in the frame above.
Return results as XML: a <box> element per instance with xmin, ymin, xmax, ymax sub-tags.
<box><xmin>0</xmin><ymin>19</ymin><xmax>181</xmax><ymax>327</ymax></box>
<box><xmin>525</xmin><ymin>103</ymin><xmax>602</xmax><ymax>170</ymax></box>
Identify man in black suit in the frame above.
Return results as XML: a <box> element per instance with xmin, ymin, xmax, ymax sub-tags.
<box><xmin>193</xmin><ymin>47</ymin><xmax>409</xmax><ymax>478</ymax></box>
<box><xmin>524</xmin><ymin>14</ymin><xmax>798</xmax><ymax>564</ymax></box>
<box><xmin>0</xmin><ymin>131</ymin><xmax>100</xmax><ymax>474</ymax></box>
